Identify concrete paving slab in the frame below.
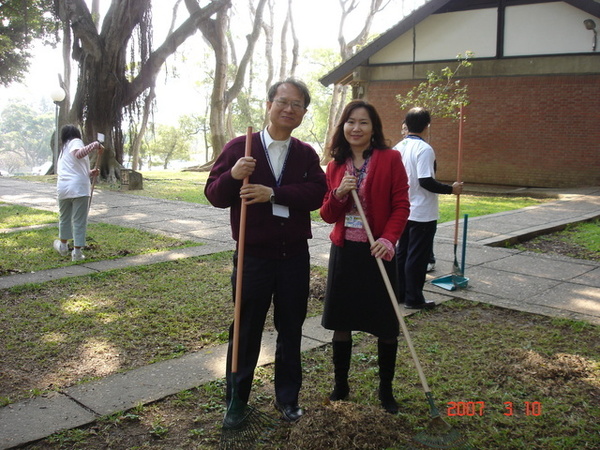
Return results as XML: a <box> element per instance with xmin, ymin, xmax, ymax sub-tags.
<box><xmin>482</xmin><ymin>253</ymin><xmax>595</xmax><ymax>282</ymax></box>
<box><xmin>84</xmin><ymin>245</ymin><xmax>230</xmax><ymax>272</ymax></box>
<box><xmin>180</xmin><ymin>227</ymin><xmax>237</xmax><ymax>244</ymax></box>
<box><xmin>458</xmin><ymin>265</ymin><xmax>563</xmax><ymax>301</ymax></box>
<box><xmin>438</xmin><ymin>227</ymin><xmax>500</xmax><ymax>244</ymax></box>
<box><xmin>0</xmin><ymin>392</ymin><xmax>97</xmax><ymax>450</ymax></box>
<box><xmin>461</xmin><ymin>293</ymin><xmax>600</xmax><ymax>325</ymax></box>
<box><xmin>0</xmin><ymin>265</ymin><xmax>96</xmax><ymax>289</ymax></box>
<box><xmin>525</xmin><ymin>282</ymin><xmax>600</xmax><ymax>319</ymax></box>
<box><xmin>310</xmin><ymin>242</ymin><xmax>333</xmax><ymax>268</ymax></box>
<box><xmin>303</xmin><ymin>315</ymin><xmax>333</xmax><ymax>344</ymax></box>
<box><xmin>432</xmin><ymin>242</ymin><xmax>513</xmax><ymax>267</ymax></box>
<box><xmin>138</xmin><ymin>217</ymin><xmax>228</xmax><ymax>234</ymax></box>
<box><xmin>65</xmin><ymin>346</ymin><xmax>230</xmax><ymax>416</ymax></box>
<box><xmin>60</xmin><ymin>316</ymin><xmax>333</xmax><ymax>418</ymax></box>
<box><xmin>571</xmin><ymin>267</ymin><xmax>600</xmax><ymax>288</ymax></box>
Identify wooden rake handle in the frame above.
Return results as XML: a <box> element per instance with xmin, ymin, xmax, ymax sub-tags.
<box><xmin>231</xmin><ymin>127</ymin><xmax>253</xmax><ymax>373</ymax></box>
<box><xmin>88</xmin><ymin>144</ymin><xmax>103</xmax><ymax>209</ymax></box>
<box><xmin>350</xmin><ymin>189</ymin><xmax>431</xmax><ymax>393</ymax></box>
<box><xmin>453</xmin><ymin>105</ymin><xmax>465</xmax><ymax>246</ymax></box>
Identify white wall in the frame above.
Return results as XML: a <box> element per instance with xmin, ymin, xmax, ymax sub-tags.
<box><xmin>369</xmin><ymin>2</ymin><xmax>597</xmax><ymax>64</ymax></box>
<box><xmin>371</xmin><ymin>8</ymin><xmax>497</xmax><ymax>63</ymax></box>
<box><xmin>505</xmin><ymin>2</ymin><xmax>597</xmax><ymax>55</ymax></box>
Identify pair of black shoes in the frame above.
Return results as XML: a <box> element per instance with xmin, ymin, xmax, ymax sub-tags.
<box><xmin>274</xmin><ymin>401</ymin><xmax>303</xmax><ymax>422</ymax></box>
<box><xmin>404</xmin><ymin>300</ymin><xmax>436</xmax><ymax>310</ymax></box>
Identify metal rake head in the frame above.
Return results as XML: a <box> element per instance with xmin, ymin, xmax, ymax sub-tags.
<box><xmin>220</xmin><ymin>402</ymin><xmax>277</xmax><ymax>450</ymax></box>
<box><xmin>411</xmin><ymin>416</ymin><xmax>474</xmax><ymax>449</ymax></box>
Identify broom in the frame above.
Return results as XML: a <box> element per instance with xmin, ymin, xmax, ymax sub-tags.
<box><xmin>350</xmin><ymin>189</ymin><xmax>473</xmax><ymax>449</ymax></box>
<box><xmin>220</xmin><ymin>127</ymin><xmax>276</xmax><ymax>450</ymax></box>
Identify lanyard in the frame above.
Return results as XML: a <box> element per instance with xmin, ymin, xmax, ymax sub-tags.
<box><xmin>260</xmin><ymin>130</ymin><xmax>289</xmax><ymax>187</ymax></box>
<box><xmin>348</xmin><ymin>156</ymin><xmax>370</xmax><ymax>190</ymax></box>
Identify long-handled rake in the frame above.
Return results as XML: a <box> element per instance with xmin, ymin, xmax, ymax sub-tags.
<box><xmin>220</xmin><ymin>127</ymin><xmax>276</xmax><ymax>450</ymax></box>
<box><xmin>350</xmin><ymin>189</ymin><xmax>473</xmax><ymax>449</ymax></box>
<box><xmin>432</xmin><ymin>105</ymin><xmax>469</xmax><ymax>291</ymax></box>
<box><xmin>88</xmin><ymin>133</ymin><xmax>104</xmax><ymax>209</ymax></box>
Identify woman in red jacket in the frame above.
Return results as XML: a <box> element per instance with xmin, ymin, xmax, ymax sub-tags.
<box><xmin>320</xmin><ymin>100</ymin><xmax>410</xmax><ymax>414</ymax></box>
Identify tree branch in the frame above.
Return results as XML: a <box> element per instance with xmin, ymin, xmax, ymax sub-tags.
<box><xmin>63</xmin><ymin>0</ymin><xmax>103</xmax><ymax>59</ymax></box>
<box><xmin>125</xmin><ymin>0</ymin><xmax>229</xmax><ymax>105</ymax></box>
<box><xmin>226</xmin><ymin>0</ymin><xmax>267</xmax><ymax>103</ymax></box>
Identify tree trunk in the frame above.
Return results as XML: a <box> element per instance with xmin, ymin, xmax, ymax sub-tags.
<box><xmin>131</xmin><ymin>87</ymin><xmax>156</xmax><ymax>170</ymax></box>
<box><xmin>188</xmin><ymin>0</ymin><xmax>267</xmax><ymax>166</ymax></box>
<box><xmin>58</xmin><ymin>0</ymin><xmax>228</xmax><ymax>180</ymax></box>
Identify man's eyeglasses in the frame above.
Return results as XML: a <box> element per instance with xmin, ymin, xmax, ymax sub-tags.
<box><xmin>273</xmin><ymin>98</ymin><xmax>305</xmax><ymax>111</ymax></box>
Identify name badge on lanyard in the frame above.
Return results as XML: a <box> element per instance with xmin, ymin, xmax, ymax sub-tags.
<box><xmin>344</xmin><ymin>214</ymin><xmax>363</xmax><ymax>228</ymax></box>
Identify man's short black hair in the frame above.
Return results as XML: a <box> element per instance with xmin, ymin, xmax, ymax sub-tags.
<box><xmin>405</xmin><ymin>107</ymin><xmax>431</xmax><ymax>133</ymax></box>
<box><xmin>267</xmin><ymin>78</ymin><xmax>311</xmax><ymax>109</ymax></box>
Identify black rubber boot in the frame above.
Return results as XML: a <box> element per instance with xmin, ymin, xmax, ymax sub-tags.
<box><xmin>329</xmin><ymin>340</ymin><xmax>352</xmax><ymax>401</ymax></box>
<box><xmin>378</xmin><ymin>339</ymin><xmax>399</xmax><ymax>414</ymax></box>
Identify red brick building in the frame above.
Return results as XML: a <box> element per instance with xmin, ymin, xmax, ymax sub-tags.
<box><xmin>320</xmin><ymin>0</ymin><xmax>600</xmax><ymax>188</ymax></box>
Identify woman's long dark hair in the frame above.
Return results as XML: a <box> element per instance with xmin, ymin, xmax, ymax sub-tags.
<box><xmin>328</xmin><ymin>100</ymin><xmax>388</xmax><ymax>163</ymax></box>
<box><xmin>58</xmin><ymin>125</ymin><xmax>82</xmax><ymax>157</ymax></box>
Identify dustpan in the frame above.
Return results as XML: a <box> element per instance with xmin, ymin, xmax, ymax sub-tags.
<box><xmin>432</xmin><ymin>214</ymin><xmax>469</xmax><ymax>291</ymax></box>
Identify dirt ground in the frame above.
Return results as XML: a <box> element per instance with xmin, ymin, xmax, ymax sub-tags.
<box><xmin>516</xmin><ymin>229</ymin><xmax>599</xmax><ymax>261</ymax></box>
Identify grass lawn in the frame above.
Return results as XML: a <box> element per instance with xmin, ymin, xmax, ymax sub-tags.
<box><xmin>4</xmin><ymin>174</ymin><xmax>598</xmax><ymax>449</ymax></box>
<box><xmin>0</xmin><ymin>203</ymin><xmax>198</xmax><ymax>274</ymax></box>
<box><xmin>9</xmin><ymin>296</ymin><xmax>599</xmax><ymax>450</ymax></box>
<box><xmin>18</xmin><ymin>171</ymin><xmax>549</xmax><ymax>223</ymax></box>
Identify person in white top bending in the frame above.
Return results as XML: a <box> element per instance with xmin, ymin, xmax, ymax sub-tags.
<box><xmin>54</xmin><ymin>124</ymin><xmax>103</xmax><ymax>261</ymax></box>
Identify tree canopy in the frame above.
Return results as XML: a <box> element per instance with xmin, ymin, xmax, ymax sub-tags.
<box><xmin>0</xmin><ymin>101</ymin><xmax>54</xmax><ymax>172</ymax></box>
<box><xmin>0</xmin><ymin>0</ymin><xmax>57</xmax><ymax>86</ymax></box>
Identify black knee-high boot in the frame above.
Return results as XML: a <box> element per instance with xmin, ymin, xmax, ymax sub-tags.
<box><xmin>330</xmin><ymin>340</ymin><xmax>352</xmax><ymax>401</ymax></box>
<box><xmin>378</xmin><ymin>339</ymin><xmax>399</xmax><ymax>414</ymax></box>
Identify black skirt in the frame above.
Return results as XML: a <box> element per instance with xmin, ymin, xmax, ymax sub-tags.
<box><xmin>322</xmin><ymin>240</ymin><xmax>399</xmax><ymax>339</ymax></box>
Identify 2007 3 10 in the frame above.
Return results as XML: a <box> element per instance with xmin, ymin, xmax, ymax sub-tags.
<box><xmin>447</xmin><ymin>401</ymin><xmax>542</xmax><ymax>417</ymax></box>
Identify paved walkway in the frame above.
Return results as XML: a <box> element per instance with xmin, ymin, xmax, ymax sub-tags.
<box><xmin>0</xmin><ymin>177</ymin><xmax>599</xmax><ymax>449</ymax></box>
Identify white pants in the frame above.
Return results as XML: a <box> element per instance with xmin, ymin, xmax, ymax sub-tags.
<box><xmin>58</xmin><ymin>196</ymin><xmax>89</xmax><ymax>247</ymax></box>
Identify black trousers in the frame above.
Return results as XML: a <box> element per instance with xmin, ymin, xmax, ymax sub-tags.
<box><xmin>396</xmin><ymin>220</ymin><xmax>437</xmax><ymax>306</ymax></box>
<box><xmin>226</xmin><ymin>251</ymin><xmax>309</xmax><ymax>406</ymax></box>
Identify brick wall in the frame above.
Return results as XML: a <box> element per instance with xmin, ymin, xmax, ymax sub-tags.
<box><xmin>366</xmin><ymin>75</ymin><xmax>600</xmax><ymax>188</ymax></box>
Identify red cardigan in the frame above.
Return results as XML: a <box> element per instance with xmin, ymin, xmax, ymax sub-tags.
<box><xmin>320</xmin><ymin>148</ymin><xmax>410</xmax><ymax>247</ymax></box>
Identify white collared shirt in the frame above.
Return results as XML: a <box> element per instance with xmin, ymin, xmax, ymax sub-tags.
<box><xmin>262</xmin><ymin>129</ymin><xmax>290</xmax><ymax>180</ymax></box>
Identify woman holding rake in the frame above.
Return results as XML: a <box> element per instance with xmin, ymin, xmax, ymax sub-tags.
<box><xmin>53</xmin><ymin>124</ymin><xmax>103</xmax><ymax>261</ymax></box>
<box><xmin>320</xmin><ymin>100</ymin><xmax>410</xmax><ymax>414</ymax></box>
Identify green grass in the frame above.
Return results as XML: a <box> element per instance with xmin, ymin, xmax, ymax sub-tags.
<box><xmin>17</xmin><ymin>171</ymin><xmax>211</xmax><ymax>204</ymax></box>
<box><xmin>513</xmin><ymin>218</ymin><xmax>600</xmax><ymax>260</ymax></box>
<box><xmin>13</xmin><ymin>300</ymin><xmax>600</xmax><ymax>449</ymax></box>
<box><xmin>565</xmin><ymin>219</ymin><xmax>600</xmax><ymax>252</ymax></box>
<box><xmin>0</xmin><ymin>202</ymin><xmax>57</xmax><ymax>228</ymax></box>
<box><xmin>17</xmin><ymin>172</ymin><xmax>548</xmax><ymax>223</ymax></box>
<box><xmin>123</xmin><ymin>170</ymin><xmax>211</xmax><ymax>204</ymax></box>
<box><xmin>0</xmin><ymin>209</ymin><xmax>198</xmax><ymax>273</ymax></box>
<box><xmin>438</xmin><ymin>194</ymin><xmax>546</xmax><ymax>223</ymax></box>
<box><xmin>6</xmin><ymin>172</ymin><xmax>599</xmax><ymax>449</ymax></box>
<box><xmin>0</xmin><ymin>252</ymin><xmax>324</xmax><ymax>406</ymax></box>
